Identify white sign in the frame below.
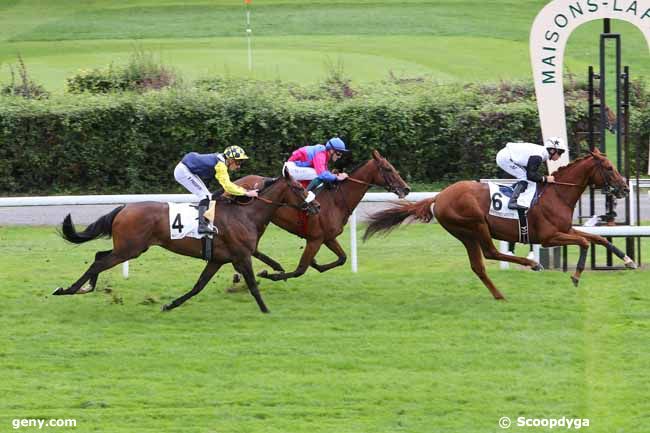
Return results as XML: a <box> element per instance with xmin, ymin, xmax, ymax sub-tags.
<box><xmin>530</xmin><ymin>0</ymin><xmax>650</xmax><ymax>172</ymax></box>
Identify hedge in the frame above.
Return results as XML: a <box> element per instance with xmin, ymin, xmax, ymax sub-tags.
<box><xmin>0</xmin><ymin>82</ymin><xmax>648</xmax><ymax>195</ymax></box>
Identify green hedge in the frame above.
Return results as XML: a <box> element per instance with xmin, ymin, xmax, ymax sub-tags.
<box><xmin>0</xmin><ymin>83</ymin><xmax>648</xmax><ymax>195</ymax></box>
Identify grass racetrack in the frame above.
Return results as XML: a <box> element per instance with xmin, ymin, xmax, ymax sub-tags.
<box><xmin>1</xmin><ymin>223</ymin><xmax>649</xmax><ymax>432</ymax></box>
<box><xmin>1</xmin><ymin>0</ymin><xmax>649</xmax><ymax>91</ymax></box>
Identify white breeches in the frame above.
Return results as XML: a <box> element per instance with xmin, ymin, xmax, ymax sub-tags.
<box><xmin>174</xmin><ymin>162</ymin><xmax>211</xmax><ymax>201</ymax></box>
<box><xmin>496</xmin><ymin>149</ymin><xmax>527</xmax><ymax>179</ymax></box>
<box><xmin>283</xmin><ymin>161</ymin><xmax>318</xmax><ymax>181</ymax></box>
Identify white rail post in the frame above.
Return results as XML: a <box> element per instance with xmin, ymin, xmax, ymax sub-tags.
<box><xmin>122</xmin><ymin>261</ymin><xmax>129</xmax><ymax>279</ymax></box>
<box><xmin>350</xmin><ymin>209</ymin><xmax>358</xmax><ymax>273</ymax></box>
<box><xmin>499</xmin><ymin>241</ymin><xmax>510</xmax><ymax>270</ymax></box>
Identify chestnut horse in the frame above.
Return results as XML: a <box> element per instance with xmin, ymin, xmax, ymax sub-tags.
<box><xmin>364</xmin><ymin>149</ymin><xmax>636</xmax><ymax>300</ymax></box>
<box><xmin>235</xmin><ymin>150</ymin><xmax>411</xmax><ymax>281</ymax></box>
<box><xmin>53</xmin><ymin>171</ymin><xmax>320</xmax><ymax>313</ymax></box>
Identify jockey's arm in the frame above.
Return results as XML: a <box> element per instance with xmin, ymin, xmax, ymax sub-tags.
<box><xmin>313</xmin><ymin>152</ymin><xmax>338</xmax><ymax>182</ymax></box>
<box><xmin>525</xmin><ymin>156</ymin><xmax>545</xmax><ymax>182</ymax></box>
<box><xmin>215</xmin><ymin>161</ymin><xmax>247</xmax><ymax>196</ymax></box>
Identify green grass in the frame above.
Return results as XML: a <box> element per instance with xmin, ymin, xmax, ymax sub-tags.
<box><xmin>0</xmin><ymin>0</ymin><xmax>648</xmax><ymax>91</ymax></box>
<box><xmin>1</xmin><ymin>223</ymin><xmax>649</xmax><ymax>432</ymax></box>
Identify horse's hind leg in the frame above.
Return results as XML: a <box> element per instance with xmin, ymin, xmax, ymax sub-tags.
<box><xmin>310</xmin><ymin>238</ymin><xmax>347</xmax><ymax>273</ymax></box>
<box><xmin>461</xmin><ymin>238</ymin><xmax>506</xmax><ymax>300</ymax></box>
<box><xmin>53</xmin><ymin>251</ymin><xmax>128</xmax><ymax>296</ymax></box>
<box><xmin>162</xmin><ymin>262</ymin><xmax>222</xmax><ymax>311</ymax></box>
<box><xmin>84</xmin><ymin>250</ymin><xmax>112</xmax><ymax>293</ymax></box>
<box><xmin>474</xmin><ymin>224</ymin><xmax>541</xmax><ymax>270</ymax></box>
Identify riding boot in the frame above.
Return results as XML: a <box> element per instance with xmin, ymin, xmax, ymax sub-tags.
<box><xmin>306</xmin><ymin>178</ymin><xmax>323</xmax><ymax>193</ymax></box>
<box><xmin>508</xmin><ymin>181</ymin><xmax>528</xmax><ymax>210</ymax></box>
<box><xmin>197</xmin><ymin>198</ymin><xmax>215</xmax><ymax>236</ymax></box>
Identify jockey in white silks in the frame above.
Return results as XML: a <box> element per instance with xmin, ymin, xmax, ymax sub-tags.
<box><xmin>495</xmin><ymin>137</ymin><xmax>567</xmax><ymax>210</ymax></box>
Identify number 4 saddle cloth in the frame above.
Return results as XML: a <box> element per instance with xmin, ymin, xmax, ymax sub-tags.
<box><xmin>487</xmin><ymin>181</ymin><xmax>539</xmax><ymax>220</ymax></box>
<box><xmin>168</xmin><ymin>201</ymin><xmax>217</xmax><ymax>240</ymax></box>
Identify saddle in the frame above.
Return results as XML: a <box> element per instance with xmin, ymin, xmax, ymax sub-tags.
<box><xmin>487</xmin><ymin>181</ymin><xmax>540</xmax><ymax>244</ymax></box>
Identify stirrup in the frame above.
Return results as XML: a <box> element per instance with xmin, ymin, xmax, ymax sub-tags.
<box><xmin>508</xmin><ymin>201</ymin><xmax>527</xmax><ymax>211</ymax></box>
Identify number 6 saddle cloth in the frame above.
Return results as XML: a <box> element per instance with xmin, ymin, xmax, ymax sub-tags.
<box><xmin>487</xmin><ymin>181</ymin><xmax>539</xmax><ymax>219</ymax></box>
<box><xmin>167</xmin><ymin>201</ymin><xmax>217</xmax><ymax>240</ymax></box>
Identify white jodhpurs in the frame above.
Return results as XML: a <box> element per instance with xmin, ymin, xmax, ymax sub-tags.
<box><xmin>496</xmin><ymin>149</ymin><xmax>527</xmax><ymax>179</ymax></box>
<box><xmin>174</xmin><ymin>162</ymin><xmax>211</xmax><ymax>201</ymax></box>
<box><xmin>283</xmin><ymin>161</ymin><xmax>318</xmax><ymax>181</ymax></box>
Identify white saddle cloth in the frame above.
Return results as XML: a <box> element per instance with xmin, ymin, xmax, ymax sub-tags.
<box><xmin>487</xmin><ymin>181</ymin><xmax>537</xmax><ymax>220</ymax></box>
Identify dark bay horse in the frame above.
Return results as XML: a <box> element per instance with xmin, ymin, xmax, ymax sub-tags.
<box><xmin>235</xmin><ymin>150</ymin><xmax>411</xmax><ymax>281</ymax></box>
<box><xmin>364</xmin><ymin>149</ymin><xmax>636</xmax><ymax>300</ymax></box>
<box><xmin>54</xmin><ymin>171</ymin><xmax>320</xmax><ymax>313</ymax></box>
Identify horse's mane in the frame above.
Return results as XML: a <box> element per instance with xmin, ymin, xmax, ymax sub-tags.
<box><xmin>552</xmin><ymin>153</ymin><xmax>594</xmax><ymax>178</ymax></box>
<box><xmin>258</xmin><ymin>177</ymin><xmax>279</xmax><ymax>193</ymax></box>
<box><xmin>348</xmin><ymin>159</ymin><xmax>372</xmax><ymax>174</ymax></box>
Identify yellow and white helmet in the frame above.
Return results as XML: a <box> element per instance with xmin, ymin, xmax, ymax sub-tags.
<box><xmin>544</xmin><ymin>136</ymin><xmax>567</xmax><ymax>154</ymax></box>
<box><xmin>223</xmin><ymin>145</ymin><xmax>249</xmax><ymax>160</ymax></box>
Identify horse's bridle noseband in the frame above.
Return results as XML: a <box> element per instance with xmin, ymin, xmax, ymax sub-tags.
<box><xmin>593</xmin><ymin>156</ymin><xmax>624</xmax><ymax>197</ymax></box>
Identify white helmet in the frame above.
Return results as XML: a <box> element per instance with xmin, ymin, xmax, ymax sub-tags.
<box><xmin>545</xmin><ymin>136</ymin><xmax>567</xmax><ymax>153</ymax></box>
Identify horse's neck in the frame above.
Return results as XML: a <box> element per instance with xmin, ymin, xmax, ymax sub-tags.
<box><xmin>336</xmin><ymin>162</ymin><xmax>374</xmax><ymax>212</ymax></box>
<box><xmin>548</xmin><ymin>160</ymin><xmax>593</xmax><ymax>208</ymax></box>
<box><xmin>246</xmin><ymin>185</ymin><xmax>287</xmax><ymax>229</ymax></box>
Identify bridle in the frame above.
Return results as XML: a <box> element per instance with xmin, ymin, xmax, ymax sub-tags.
<box><xmin>592</xmin><ymin>155</ymin><xmax>623</xmax><ymax>197</ymax></box>
<box><xmin>345</xmin><ymin>159</ymin><xmax>403</xmax><ymax>195</ymax></box>
<box><xmin>236</xmin><ymin>179</ymin><xmax>317</xmax><ymax>212</ymax></box>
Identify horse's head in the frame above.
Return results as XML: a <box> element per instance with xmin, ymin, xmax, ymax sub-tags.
<box><xmin>369</xmin><ymin>149</ymin><xmax>411</xmax><ymax>199</ymax></box>
<box><xmin>588</xmin><ymin>149</ymin><xmax>629</xmax><ymax>198</ymax></box>
<box><xmin>280</xmin><ymin>167</ymin><xmax>321</xmax><ymax>215</ymax></box>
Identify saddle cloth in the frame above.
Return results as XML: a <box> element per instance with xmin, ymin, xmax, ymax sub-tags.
<box><xmin>487</xmin><ymin>181</ymin><xmax>537</xmax><ymax>220</ymax></box>
<box><xmin>168</xmin><ymin>202</ymin><xmax>216</xmax><ymax>240</ymax></box>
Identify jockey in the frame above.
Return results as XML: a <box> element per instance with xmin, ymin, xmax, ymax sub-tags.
<box><xmin>283</xmin><ymin>137</ymin><xmax>350</xmax><ymax>192</ymax></box>
<box><xmin>174</xmin><ymin>145</ymin><xmax>258</xmax><ymax>234</ymax></box>
<box><xmin>495</xmin><ymin>137</ymin><xmax>567</xmax><ymax>210</ymax></box>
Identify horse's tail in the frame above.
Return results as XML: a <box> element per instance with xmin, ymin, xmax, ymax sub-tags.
<box><xmin>363</xmin><ymin>197</ymin><xmax>436</xmax><ymax>241</ymax></box>
<box><xmin>60</xmin><ymin>205</ymin><xmax>125</xmax><ymax>244</ymax></box>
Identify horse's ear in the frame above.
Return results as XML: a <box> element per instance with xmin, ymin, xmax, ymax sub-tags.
<box><xmin>372</xmin><ymin>149</ymin><xmax>382</xmax><ymax>160</ymax></box>
<box><xmin>282</xmin><ymin>165</ymin><xmax>292</xmax><ymax>180</ymax></box>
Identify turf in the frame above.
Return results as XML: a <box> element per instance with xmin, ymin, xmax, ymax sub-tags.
<box><xmin>1</xmin><ymin>223</ymin><xmax>648</xmax><ymax>432</ymax></box>
<box><xmin>0</xmin><ymin>0</ymin><xmax>648</xmax><ymax>91</ymax></box>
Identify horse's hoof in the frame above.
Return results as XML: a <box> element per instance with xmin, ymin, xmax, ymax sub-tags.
<box><xmin>52</xmin><ymin>287</ymin><xmax>64</xmax><ymax>296</ymax></box>
<box><xmin>232</xmin><ymin>273</ymin><xmax>241</xmax><ymax>284</ymax></box>
<box><xmin>531</xmin><ymin>263</ymin><xmax>544</xmax><ymax>272</ymax></box>
<box><xmin>161</xmin><ymin>304</ymin><xmax>172</xmax><ymax>312</ymax></box>
<box><xmin>77</xmin><ymin>284</ymin><xmax>94</xmax><ymax>294</ymax></box>
<box><xmin>571</xmin><ymin>276</ymin><xmax>580</xmax><ymax>287</ymax></box>
<box><xmin>624</xmin><ymin>259</ymin><xmax>638</xmax><ymax>270</ymax></box>
<box><xmin>257</xmin><ymin>270</ymin><xmax>269</xmax><ymax>278</ymax></box>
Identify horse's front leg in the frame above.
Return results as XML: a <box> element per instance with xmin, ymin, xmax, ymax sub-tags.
<box><xmin>310</xmin><ymin>238</ymin><xmax>347</xmax><ymax>273</ymax></box>
<box><xmin>254</xmin><ymin>250</ymin><xmax>286</xmax><ymax>273</ymax></box>
<box><xmin>258</xmin><ymin>239</ymin><xmax>323</xmax><ymax>281</ymax></box>
<box><xmin>571</xmin><ymin>229</ymin><xmax>637</xmax><ymax>269</ymax></box>
<box><xmin>233</xmin><ymin>256</ymin><xmax>269</xmax><ymax>313</ymax></box>
<box><xmin>162</xmin><ymin>262</ymin><xmax>222</xmax><ymax>311</ymax></box>
<box><xmin>541</xmin><ymin>232</ymin><xmax>591</xmax><ymax>287</ymax></box>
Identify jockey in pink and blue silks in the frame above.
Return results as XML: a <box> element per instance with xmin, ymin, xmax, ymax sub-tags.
<box><xmin>283</xmin><ymin>137</ymin><xmax>350</xmax><ymax>192</ymax></box>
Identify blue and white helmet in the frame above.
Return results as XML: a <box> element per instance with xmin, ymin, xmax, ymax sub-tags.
<box><xmin>325</xmin><ymin>137</ymin><xmax>349</xmax><ymax>153</ymax></box>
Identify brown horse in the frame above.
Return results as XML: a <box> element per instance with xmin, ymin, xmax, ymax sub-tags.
<box><xmin>364</xmin><ymin>149</ymin><xmax>636</xmax><ymax>300</ymax></box>
<box><xmin>53</xmin><ymin>171</ymin><xmax>320</xmax><ymax>313</ymax></box>
<box><xmin>235</xmin><ymin>150</ymin><xmax>411</xmax><ymax>281</ymax></box>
